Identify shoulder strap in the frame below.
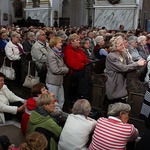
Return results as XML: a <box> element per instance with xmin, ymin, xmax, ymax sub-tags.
<box><xmin>27</xmin><ymin>61</ymin><xmax>31</xmax><ymax>75</ymax></box>
<box><xmin>2</xmin><ymin>57</ymin><xmax>6</xmax><ymax>67</ymax></box>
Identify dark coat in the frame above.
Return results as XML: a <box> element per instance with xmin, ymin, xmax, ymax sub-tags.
<box><xmin>22</xmin><ymin>40</ymin><xmax>34</xmax><ymax>53</ymax></box>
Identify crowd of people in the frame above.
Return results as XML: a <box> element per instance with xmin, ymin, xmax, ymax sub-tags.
<box><xmin>0</xmin><ymin>24</ymin><xmax>150</xmax><ymax>149</ymax></box>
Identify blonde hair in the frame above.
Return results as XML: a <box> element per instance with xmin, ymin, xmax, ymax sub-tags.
<box><xmin>109</xmin><ymin>36</ymin><xmax>123</xmax><ymax>51</ymax></box>
<box><xmin>137</xmin><ymin>35</ymin><xmax>146</xmax><ymax>44</ymax></box>
<box><xmin>20</xmin><ymin>132</ymin><xmax>47</xmax><ymax>150</ymax></box>
<box><xmin>36</xmin><ymin>93</ymin><xmax>54</xmax><ymax>106</ymax></box>
<box><xmin>99</xmin><ymin>29</ymin><xmax>107</xmax><ymax>36</ymax></box>
<box><xmin>67</xmin><ymin>33</ymin><xmax>79</xmax><ymax>44</ymax></box>
<box><xmin>49</xmin><ymin>36</ymin><xmax>62</xmax><ymax>48</ymax></box>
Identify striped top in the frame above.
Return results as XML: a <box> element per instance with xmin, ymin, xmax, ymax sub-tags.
<box><xmin>88</xmin><ymin>116</ymin><xmax>138</xmax><ymax>150</ymax></box>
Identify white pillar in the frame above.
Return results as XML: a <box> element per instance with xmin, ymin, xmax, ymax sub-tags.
<box><xmin>134</xmin><ymin>0</ymin><xmax>140</xmax><ymax>29</ymax></box>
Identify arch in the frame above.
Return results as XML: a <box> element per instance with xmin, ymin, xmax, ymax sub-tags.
<box><xmin>62</xmin><ymin>0</ymin><xmax>69</xmax><ymax>5</ymax></box>
<box><xmin>62</xmin><ymin>0</ymin><xmax>70</xmax><ymax>17</ymax></box>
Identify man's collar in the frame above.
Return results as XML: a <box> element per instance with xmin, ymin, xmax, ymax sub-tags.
<box><xmin>37</xmin><ymin>40</ymin><xmax>46</xmax><ymax>46</ymax></box>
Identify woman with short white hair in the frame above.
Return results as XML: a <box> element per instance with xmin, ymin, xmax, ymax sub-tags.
<box><xmin>137</xmin><ymin>35</ymin><xmax>149</xmax><ymax>60</ymax></box>
<box><xmin>89</xmin><ymin>102</ymin><xmax>139</xmax><ymax>150</ymax></box>
<box><xmin>93</xmin><ymin>35</ymin><xmax>108</xmax><ymax>59</ymax></box>
<box><xmin>5</xmin><ymin>32</ymin><xmax>25</xmax><ymax>83</ymax></box>
<box><xmin>22</xmin><ymin>32</ymin><xmax>35</xmax><ymax>53</ymax></box>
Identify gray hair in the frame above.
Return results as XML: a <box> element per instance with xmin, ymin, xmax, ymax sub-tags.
<box><xmin>60</xmin><ymin>34</ymin><xmax>68</xmax><ymax>40</ymax></box>
<box><xmin>56</xmin><ymin>30</ymin><xmax>68</xmax><ymax>40</ymax></box>
<box><xmin>128</xmin><ymin>36</ymin><xmax>137</xmax><ymax>44</ymax></box>
<box><xmin>11</xmin><ymin>32</ymin><xmax>20</xmax><ymax>39</ymax></box>
<box><xmin>99</xmin><ymin>30</ymin><xmax>107</xmax><ymax>36</ymax></box>
<box><xmin>36</xmin><ymin>94</ymin><xmax>54</xmax><ymax>107</ymax></box>
<box><xmin>146</xmin><ymin>34</ymin><xmax>150</xmax><ymax>38</ymax></box>
<box><xmin>27</xmin><ymin>32</ymin><xmax>34</xmax><ymax>40</ymax></box>
<box><xmin>137</xmin><ymin>35</ymin><xmax>146</xmax><ymax>44</ymax></box>
<box><xmin>107</xmin><ymin>102</ymin><xmax>131</xmax><ymax>117</ymax></box>
<box><xmin>72</xmin><ymin>99</ymin><xmax>91</xmax><ymax>117</ymax></box>
<box><xmin>95</xmin><ymin>36</ymin><xmax>104</xmax><ymax>44</ymax></box>
<box><xmin>80</xmin><ymin>37</ymin><xmax>90</xmax><ymax>47</ymax></box>
<box><xmin>35</xmin><ymin>30</ymin><xmax>44</xmax><ymax>40</ymax></box>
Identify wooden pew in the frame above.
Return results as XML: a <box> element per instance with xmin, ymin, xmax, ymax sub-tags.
<box><xmin>85</xmin><ymin>59</ymin><xmax>107</xmax><ymax>116</ymax></box>
<box><xmin>126</xmin><ymin>66</ymin><xmax>148</xmax><ymax>134</ymax></box>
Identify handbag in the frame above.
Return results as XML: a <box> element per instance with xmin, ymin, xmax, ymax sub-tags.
<box><xmin>23</xmin><ymin>61</ymin><xmax>40</xmax><ymax>88</ymax></box>
<box><xmin>0</xmin><ymin>57</ymin><xmax>15</xmax><ymax>80</ymax></box>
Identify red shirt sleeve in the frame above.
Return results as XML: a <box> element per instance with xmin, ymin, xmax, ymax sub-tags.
<box><xmin>26</xmin><ymin>98</ymin><xmax>36</xmax><ymax>111</ymax></box>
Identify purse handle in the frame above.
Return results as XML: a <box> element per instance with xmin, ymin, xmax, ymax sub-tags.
<box><xmin>27</xmin><ymin>61</ymin><xmax>38</xmax><ymax>77</ymax></box>
<box><xmin>3</xmin><ymin>57</ymin><xmax>13</xmax><ymax>68</ymax></box>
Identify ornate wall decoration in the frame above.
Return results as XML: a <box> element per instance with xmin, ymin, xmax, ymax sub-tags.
<box><xmin>108</xmin><ymin>0</ymin><xmax>120</xmax><ymax>4</ymax></box>
<box><xmin>13</xmin><ymin>0</ymin><xmax>23</xmax><ymax>18</ymax></box>
<box><xmin>32</xmin><ymin>0</ymin><xmax>40</xmax><ymax>7</ymax></box>
<box><xmin>3</xmin><ymin>13</ymin><xmax>8</xmax><ymax>21</ymax></box>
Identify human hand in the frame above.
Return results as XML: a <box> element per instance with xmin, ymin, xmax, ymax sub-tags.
<box><xmin>137</xmin><ymin>58</ymin><xmax>146</xmax><ymax>66</ymax></box>
<box><xmin>49</xmin><ymin>92</ymin><xmax>55</xmax><ymax>98</ymax></box>
<box><xmin>17</xmin><ymin>104</ymin><xmax>26</xmax><ymax>112</ymax></box>
<box><xmin>87</xmin><ymin>117</ymin><xmax>93</xmax><ymax>121</ymax></box>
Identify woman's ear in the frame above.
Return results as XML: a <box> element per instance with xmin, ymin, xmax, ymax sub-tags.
<box><xmin>43</xmin><ymin>104</ymin><xmax>47</xmax><ymax>109</ymax></box>
<box><xmin>119</xmin><ymin>111</ymin><xmax>124</xmax><ymax>118</ymax></box>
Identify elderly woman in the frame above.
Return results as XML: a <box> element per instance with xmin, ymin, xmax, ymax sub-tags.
<box><xmin>104</xmin><ymin>36</ymin><xmax>146</xmax><ymax>104</ymax></box>
<box><xmin>5</xmin><ymin>32</ymin><xmax>24</xmax><ymax>61</ymax></box>
<box><xmin>0</xmin><ymin>30</ymin><xmax>9</xmax><ymax>67</ymax></box>
<box><xmin>26</xmin><ymin>94</ymin><xmax>62</xmax><ymax>150</ymax></box>
<box><xmin>22</xmin><ymin>32</ymin><xmax>35</xmax><ymax>53</ymax></box>
<box><xmin>58</xmin><ymin>99</ymin><xmax>96</xmax><ymax>150</ymax></box>
<box><xmin>5</xmin><ymin>32</ymin><xmax>24</xmax><ymax>83</ymax></box>
<box><xmin>0</xmin><ymin>72</ymin><xmax>26</xmax><ymax>124</ymax></box>
<box><xmin>80</xmin><ymin>37</ymin><xmax>95</xmax><ymax>61</ymax></box>
<box><xmin>0</xmin><ymin>30</ymin><xmax>9</xmax><ymax>52</ymax></box>
<box><xmin>64</xmin><ymin>33</ymin><xmax>90</xmax><ymax>100</ymax></box>
<box><xmin>137</xmin><ymin>35</ymin><xmax>149</xmax><ymax>60</ymax></box>
<box><xmin>22</xmin><ymin>32</ymin><xmax>35</xmax><ymax>81</ymax></box>
<box><xmin>89</xmin><ymin>102</ymin><xmax>139</xmax><ymax>150</ymax></box>
<box><xmin>21</xmin><ymin>83</ymin><xmax>62</xmax><ymax>135</ymax></box>
<box><xmin>46</xmin><ymin>36</ymin><xmax>69</xmax><ymax>108</ymax></box>
<box><xmin>128</xmin><ymin>36</ymin><xmax>142</xmax><ymax>61</ymax></box>
<box><xmin>93</xmin><ymin>35</ymin><xmax>108</xmax><ymax>59</ymax></box>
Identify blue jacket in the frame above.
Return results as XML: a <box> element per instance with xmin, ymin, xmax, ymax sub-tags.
<box><xmin>0</xmin><ymin>39</ymin><xmax>9</xmax><ymax>51</ymax></box>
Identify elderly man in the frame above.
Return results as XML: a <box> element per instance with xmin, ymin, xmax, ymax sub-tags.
<box><xmin>31</xmin><ymin>30</ymin><xmax>50</xmax><ymax>83</ymax></box>
<box><xmin>128</xmin><ymin>36</ymin><xmax>142</xmax><ymax>61</ymax></box>
<box><xmin>0</xmin><ymin>72</ymin><xmax>26</xmax><ymax>124</ymax></box>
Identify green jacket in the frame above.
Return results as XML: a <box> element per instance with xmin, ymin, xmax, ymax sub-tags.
<box><xmin>26</xmin><ymin>107</ymin><xmax>62</xmax><ymax>150</ymax></box>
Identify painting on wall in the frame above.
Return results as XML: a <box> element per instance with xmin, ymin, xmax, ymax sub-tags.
<box><xmin>3</xmin><ymin>13</ymin><xmax>8</xmax><ymax>21</ymax></box>
<box><xmin>13</xmin><ymin>0</ymin><xmax>23</xmax><ymax>18</ymax></box>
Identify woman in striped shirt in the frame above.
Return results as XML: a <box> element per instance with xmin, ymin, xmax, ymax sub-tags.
<box><xmin>88</xmin><ymin>102</ymin><xmax>139</xmax><ymax>150</ymax></box>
